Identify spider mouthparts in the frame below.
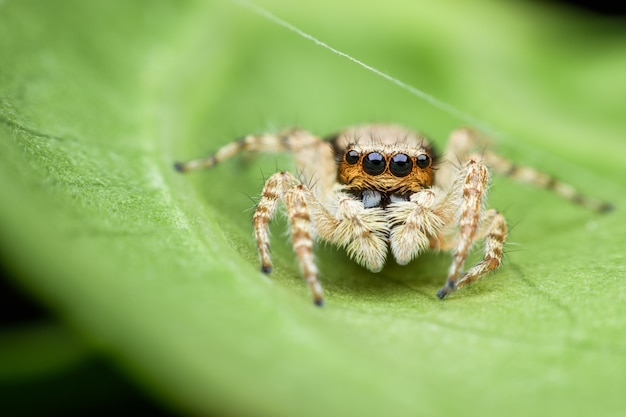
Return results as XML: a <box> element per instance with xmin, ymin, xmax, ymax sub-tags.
<box><xmin>313</xmin><ymin>298</ymin><xmax>324</xmax><ymax>307</ymax></box>
<box><xmin>261</xmin><ymin>265</ymin><xmax>272</xmax><ymax>274</ymax></box>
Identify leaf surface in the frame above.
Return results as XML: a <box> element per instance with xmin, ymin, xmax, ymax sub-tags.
<box><xmin>1</xmin><ymin>1</ymin><xmax>625</xmax><ymax>416</ymax></box>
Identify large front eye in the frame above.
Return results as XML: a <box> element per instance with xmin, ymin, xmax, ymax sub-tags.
<box><xmin>363</xmin><ymin>152</ymin><xmax>386</xmax><ymax>175</ymax></box>
<box><xmin>389</xmin><ymin>153</ymin><xmax>413</xmax><ymax>177</ymax></box>
<box><xmin>416</xmin><ymin>154</ymin><xmax>431</xmax><ymax>169</ymax></box>
<box><xmin>345</xmin><ymin>149</ymin><xmax>359</xmax><ymax>164</ymax></box>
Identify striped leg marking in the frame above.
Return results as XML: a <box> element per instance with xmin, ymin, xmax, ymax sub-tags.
<box><xmin>437</xmin><ymin>160</ymin><xmax>492</xmax><ymax>298</ymax></box>
<box><xmin>285</xmin><ymin>185</ymin><xmax>324</xmax><ymax>306</ymax></box>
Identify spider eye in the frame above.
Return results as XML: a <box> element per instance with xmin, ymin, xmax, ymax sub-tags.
<box><xmin>416</xmin><ymin>154</ymin><xmax>431</xmax><ymax>169</ymax></box>
<box><xmin>345</xmin><ymin>149</ymin><xmax>359</xmax><ymax>164</ymax></box>
<box><xmin>363</xmin><ymin>152</ymin><xmax>386</xmax><ymax>175</ymax></box>
<box><xmin>389</xmin><ymin>153</ymin><xmax>413</xmax><ymax>177</ymax></box>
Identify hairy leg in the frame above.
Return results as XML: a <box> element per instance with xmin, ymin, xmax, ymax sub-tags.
<box><xmin>174</xmin><ymin>128</ymin><xmax>317</xmax><ymax>171</ymax></box>
<box><xmin>252</xmin><ymin>172</ymin><xmax>388</xmax><ymax>305</ymax></box>
<box><xmin>436</xmin><ymin>128</ymin><xmax>611</xmax><ymax>212</ymax></box>
<box><xmin>435</xmin><ymin>209</ymin><xmax>507</xmax><ymax>298</ymax></box>
<box><xmin>388</xmin><ymin>189</ymin><xmax>446</xmax><ymax>265</ymax></box>
<box><xmin>284</xmin><ymin>185</ymin><xmax>324</xmax><ymax>306</ymax></box>
<box><xmin>174</xmin><ymin>128</ymin><xmax>338</xmax><ymax>197</ymax></box>
<box><xmin>437</xmin><ymin>159</ymin><xmax>491</xmax><ymax>298</ymax></box>
<box><xmin>481</xmin><ymin>150</ymin><xmax>612</xmax><ymax>212</ymax></box>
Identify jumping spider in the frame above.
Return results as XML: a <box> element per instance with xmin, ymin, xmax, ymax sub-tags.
<box><xmin>175</xmin><ymin>124</ymin><xmax>611</xmax><ymax>306</ymax></box>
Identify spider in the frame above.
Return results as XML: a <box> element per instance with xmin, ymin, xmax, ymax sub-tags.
<box><xmin>175</xmin><ymin>124</ymin><xmax>611</xmax><ymax>306</ymax></box>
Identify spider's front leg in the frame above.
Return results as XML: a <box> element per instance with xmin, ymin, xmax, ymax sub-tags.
<box><xmin>436</xmin><ymin>160</ymin><xmax>508</xmax><ymax>299</ymax></box>
<box><xmin>255</xmin><ymin>172</ymin><xmax>390</xmax><ymax>306</ymax></box>
<box><xmin>253</xmin><ymin>171</ymin><xmax>325</xmax><ymax>305</ymax></box>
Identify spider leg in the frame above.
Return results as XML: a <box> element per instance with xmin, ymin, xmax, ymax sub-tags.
<box><xmin>252</xmin><ymin>171</ymin><xmax>324</xmax><ymax>305</ymax></box>
<box><xmin>482</xmin><ymin>150</ymin><xmax>612</xmax><ymax>213</ymax></box>
<box><xmin>254</xmin><ymin>170</ymin><xmax>390</xmax><ymax>305</ymax></box>
<box><xmin>249</xmin><ymin>171</ymin><xmax>335</xmax><ymax>305</ymax></box>
<box><xmin>436</xmin><ymin>159</ymin><xmax>494</xmax><ymax>298</ymax></box>
<box><xmin>452</xmin><ymin>209</ymin><xmax>507</xmax><ymax>292</ymax></box>
<box><xmin>290</xmin><ymin>185</ymin><xmax>389</xmax><ymax>276</ymax></box>
<box><xmin>435</xmin><ymin>128</ymin><xmax>479</xmax><ymax>190</ymax></box>
<box><xmin>253</xmin><ymin>171</ymin><xmax>300</xmax><ymax>275</ymax></box>
<box><xmin>434</xmin><ymin>208</ymin><xmax>507</xmax><ymax>299</ymax></box>
<box><xmin>174</xmin><ymin>128</ymin><xmax>321</xmax><ymax>172</ymax></box>
<box><xmin>174</xmin><ymin>128</ymin><xmax>338</xmax><ymax>200</ymax></box>
<box><xmin>437</xmin><ymin>128</ymin><xmax>611</xmax><ymax>213</ymax></box>
<box><xmin>284</xmin><ymin>185</ymin><xmax>324</xmax><ymax>306</ymax></box>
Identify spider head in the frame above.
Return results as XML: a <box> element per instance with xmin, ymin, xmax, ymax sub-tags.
<box><xmin>332</xmin><ymin>125</ymin><xmax>437</xmax><ymax>194</ymax></box>
<box><xmin>337</xmin><ymin>147</ymin><xmax>435</xmax><ymax>193</ymax></box>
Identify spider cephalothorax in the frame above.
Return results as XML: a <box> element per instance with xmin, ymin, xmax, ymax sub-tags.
<box><xmin>175</xmin><ymin>124</ymin><xmax>609</xmax><ymax>306</ymax></box>
<box><xmin>332</xmin><ymin>125</ymin><xmax>437</xmax><ymax>208</ymax></box>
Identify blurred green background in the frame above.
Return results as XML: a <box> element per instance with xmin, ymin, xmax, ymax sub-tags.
<box><xmin>1</xmin><ymin>0</ymin><xmax>625</xmax><ymax>416</ymax></box>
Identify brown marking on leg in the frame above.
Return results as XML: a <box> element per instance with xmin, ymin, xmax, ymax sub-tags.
<box><xmin>174</xmin><ymin>128</ymin><xmax>323</xmax><ymax>173</ymax></box>
<box><xmin>436</xmin><ymin>128</ymin><xmax>611</xmax><ymax>213</ymax></box>
<box><xmin>437</xmin><ymin>160</ymin><xmax>489</xmax><ymax>299</ymax></box>
<box><xmin>284</xmin><ymin>185</ymin><xmax>324</xmax><ymax>306</ymax></box>
<box><xmin>482</xmin><ymin>150</ymin><xmax>612</xmax><ymax>213</ymax></box>
<box><xmin>253</xmin><ymin>172</ymin><xmax>300</xmax><ymax>274</ymax></box>
<box><xmin>450</xmin><ymin>209</ymin><xmax>507</xmax><ymax>294</ymax></box>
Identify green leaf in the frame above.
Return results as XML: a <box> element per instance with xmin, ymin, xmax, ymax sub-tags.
<box><xmin>1</xmin><ymin>1</ymin><xmax>625</xmax><ymax>416</ymax></box>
